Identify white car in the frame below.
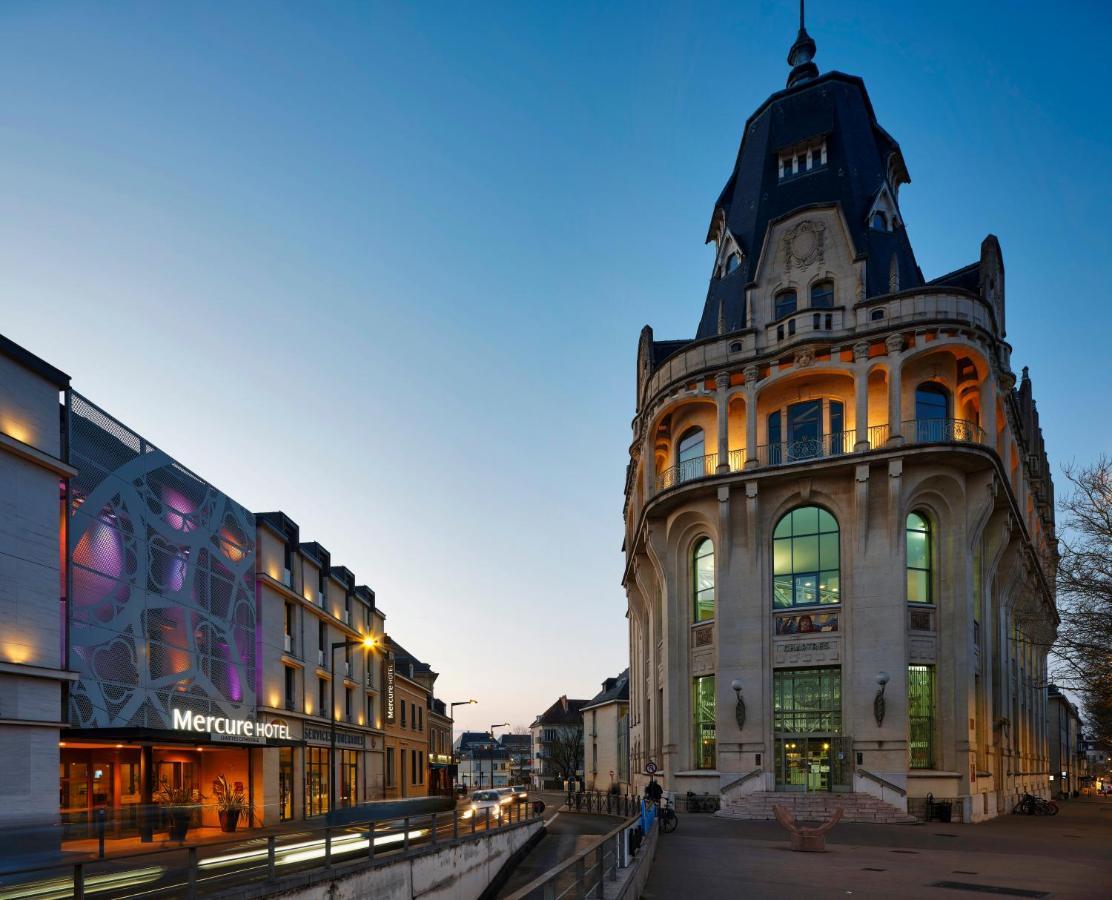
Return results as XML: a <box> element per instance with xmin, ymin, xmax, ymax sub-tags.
<box><xmin>511</xmin><ymin>784</ymin><xmax>529</xmax><ymax>802</ymax></box>
<box><xmin>468</xmin><ymin>790</ymin><xmax>504</xmax><ymax>820</ymax></box>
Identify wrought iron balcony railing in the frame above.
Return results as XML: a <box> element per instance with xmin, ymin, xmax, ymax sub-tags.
<box><xmin>649</xmin><ymin>419</ymin><xmax>988</xmax><ymax>498</ymax></box>
<box><xmin>900</xmin><ymin>417</ymin><xmax>985</xmax><ymax>445</ymax></box>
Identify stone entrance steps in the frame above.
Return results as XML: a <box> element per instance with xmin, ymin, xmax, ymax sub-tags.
<box><xmin>717</xmin><ymin>791</ymin><xmax>918</xmax><ymax>824</ymax></box>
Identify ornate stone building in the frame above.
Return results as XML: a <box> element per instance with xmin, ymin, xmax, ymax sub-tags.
<box><xmin>623</xmin><ymin>20</ymin><xmax>1056</xmax><ymax>823</ymax></box>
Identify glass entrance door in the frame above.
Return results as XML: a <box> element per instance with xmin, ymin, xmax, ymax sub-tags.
<box><xmin>775</xmin><ymin>737</ymin><xmax>831</xmax><ymax>791</ymax></box>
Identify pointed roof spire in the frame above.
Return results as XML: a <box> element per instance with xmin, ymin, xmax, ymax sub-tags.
<box><xmin>787</xmin><ymin>0</ymin><xmax>819</xmax><ymax>88</ymax></box>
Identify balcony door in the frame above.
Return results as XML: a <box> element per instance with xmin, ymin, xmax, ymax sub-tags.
<box><xmin>787</xmin><ymin>400</ymin><xmax>823</xmax><ymax>460</ymax></box>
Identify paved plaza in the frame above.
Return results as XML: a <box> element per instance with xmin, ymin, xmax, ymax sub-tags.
<box><xmin>644</xmin><ymin>798</ymin><xmax>1112</xmax><ymax>900</ymax></box>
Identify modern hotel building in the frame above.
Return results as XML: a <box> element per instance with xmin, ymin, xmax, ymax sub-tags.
<box><xmin>623</xmin><ymin>23</ymin><xmax>1057</xmax><ymax>822</ymax></box>
<box><xmin>0</xmin><ymin>332</ymin><xmax>436</xmax><ymax>853</ymax></box>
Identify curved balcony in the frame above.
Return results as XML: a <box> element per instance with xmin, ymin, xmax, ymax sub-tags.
<box><xmin>650</xmin><ymin>419</ymin><xmax>988</xmax><ymax>498</ymax></box>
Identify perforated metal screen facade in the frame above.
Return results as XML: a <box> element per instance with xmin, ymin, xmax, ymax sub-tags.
<box><xmin>67</xmin><ymin>392</ymin><xmax>257</xmax><ymax>729</ymax></box>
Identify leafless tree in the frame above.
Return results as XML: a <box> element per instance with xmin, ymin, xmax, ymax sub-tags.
<box><xmin>547</xmin><ymin>727</ymin><xmax>583</xmax><ymax>783</ymax></box>
<box><xmin>1054</xmin><ymin>456</ymin><xmax>1112</xmax><ymax>749</ymax></box>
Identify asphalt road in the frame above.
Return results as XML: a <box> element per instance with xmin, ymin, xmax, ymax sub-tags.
<box><xmin>495</xmin><ymin>811</ymin><xmax>619</xmax><ymax>898</ymax></box>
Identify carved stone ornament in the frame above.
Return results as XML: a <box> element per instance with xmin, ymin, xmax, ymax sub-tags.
<box><xmin>783</xmin><ymin>220</ymin><xmax>826</xmax><ymax>270</ymax></box>
<box><xmin>743</xmin><ymin>364</ymin><xmax>759</xmax><ymax>385</ymax></box>
<box><xmin>795</xmin><ymin>347</ymin><xmax>815</xmax><ymax>368</ymax></box>
<box><xmin>852</xmin><ymin>340</ymin><xmax>869</xmax><ymax>362</ymax></box>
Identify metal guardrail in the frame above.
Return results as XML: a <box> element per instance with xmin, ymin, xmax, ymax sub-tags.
<box><xmin>855</xmin><ymin>768</ymin><xmax>907</xmax><ymax>797</ymax></box>
<box><xmin>562</xmin><ymin>791</ymin><xmax>641</xmax><ymax>818</ymax></box>
<box><xmin>504</xmin><ymin>811</ymin><xmax>647</xmax><ymax>900</ymax></box>
<box><xmin>900</xmin><ymin>417</ymin><xmax>985</xmax><ymax>445</ymax></box>
<box><xmin>0</xmin><ymin>800</ymin><xmax>540</xmax><ymax>900</ymax></box>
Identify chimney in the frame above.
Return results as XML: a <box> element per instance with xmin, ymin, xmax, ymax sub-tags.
<box><xmin>560</xmin><ymin>695</ymin><xmax>568</xmax><ymax>712</ymax></box>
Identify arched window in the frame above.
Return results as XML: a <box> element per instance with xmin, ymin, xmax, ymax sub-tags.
<box><xmin>871</xmin><ymin>211</ymin><xmax>888</xmax><ymax>231</ymax></box>
<box><xmin>772</xmin><ymin>506</ymin><xmax>840</xmax><ymax>608</ymax></box>
<box><xmin>692</xmin><ymin>538</ymin><xmax>715</xmax><ymax>622</ymax></box>
<box><xmin>906</xmin><ymin>512</ymin><xmax>932</xmax><ymax>603</ymax></box>
<box><xmin>810</xmin><ymin>280</ymin><xmax>834</xmax><ymax>309</ymax></box>
<box><xmin>774</xmin><ymin>290</ymin><xmax>797</xmax><ymax>320</ymax></box>
<box><xmin>914</xmin><ymin>383</ymin><xmax>951</xmax><ymax>441</ymax></box>
<box><xmin>725</xmin><ymin>253</ymin><xmax>740</xmax><ymax>275</ymax></box>
<box><xmin>677</xmin><ymin>428</ymin><xmax>706</xmax><ymax>483</ymax></box>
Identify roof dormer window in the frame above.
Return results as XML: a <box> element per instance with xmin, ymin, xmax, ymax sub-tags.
<box><xmin>871</xmin><ymin>211</ymin><xmax>888</xmax><ymax>231</ymax></box>
<box><xmin>725</xmin><ymin>253</ymin><xmax>740</xmax><ymax>275</ymax></box>
<box><xmin>779</xmin><ymin>139</ymin><xmax>826</xmax><ymax>180</ymax></box>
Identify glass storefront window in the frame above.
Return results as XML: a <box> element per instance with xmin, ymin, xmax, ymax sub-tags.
<box><xmin>340</xmin><ymin>750</ymin><xmax>358</xmax><ymax>807</ymax></box>
<box><xmin>908</xmin><ymin>665</ymin><xmax>936</xmax><ymax>769</ymax></box>
<box><xmin>692</xmin><ymin>676</ymin><xmax>716</xmax><ymax>769</ymax></box>
<box><xmin>306</xmin><ymin>747</ymin><xmax>330</xmax><ymax>817</ymax></box>
<box><xmin>279</xmin><ymin>748</ymin><xmax>294</xmax><ymax>821</ymax></box>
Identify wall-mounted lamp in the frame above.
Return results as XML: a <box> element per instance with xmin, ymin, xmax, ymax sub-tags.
<box><xmin>873</xmin><ymin>672</ymin><xmax>890</xmax><ymax>726</ymax></box>
<box><xmin>730</xmin><ymin>678</ymin><xmax>746</xmax><ymax>729</ymax></box>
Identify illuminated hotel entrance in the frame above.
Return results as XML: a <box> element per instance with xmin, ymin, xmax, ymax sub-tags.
<box><xmin>773</xmin><ymin>667</ymin><xmax>851</xmax><ymax>792</ymax></box>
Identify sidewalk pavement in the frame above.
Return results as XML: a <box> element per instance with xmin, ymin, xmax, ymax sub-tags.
<box><xmin>644</xmin><ymin>797</ymin><xmax>1112</xmax><ymax>900</ymax></box>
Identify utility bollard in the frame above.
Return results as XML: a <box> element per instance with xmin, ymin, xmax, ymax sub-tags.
<box><xmin>187</xmin><ymin>846</ymin><xmax>198</xmax><ymax>899</ymax></box>
<box><xmin>95</xmin><ymin>808</ymin><xmax>106</xmax><ymax>859</ymax></box>
<box><xmin>267</xmin><ymin>835</ymin><xmax>276</xmax><ymax>881</ymax></box>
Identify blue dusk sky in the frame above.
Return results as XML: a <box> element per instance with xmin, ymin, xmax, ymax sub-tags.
<box><xmin>1</xmin><ymin>2</ymin><xmax>1109</xmax><ymax>732</ymax></box>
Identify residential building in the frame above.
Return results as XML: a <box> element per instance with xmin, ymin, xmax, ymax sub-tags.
<box><xmin>0</xmin><ymin>337</ymin><xmax>75</xmax><ymax>858</ymax></box>
<box><xmin>454</xmin><ymin>731</ymin><xmax>510</xmax><ymax>790</ymax></box>
<box><xmin>382</xmin><ymin>638</ymin><xmax>435</xmax><ymax>799</ymax></box>
<box><xmin>1047</xmin><ymin>686</ymin><xmax>1081</xmax><ymax>799</ymax></box>
<box><xmin>500</xmin><ymin>733</ymin><xmax>533</xmax><ymax>786</ymax></box>
<box><xmin>428</xmin><ymin>698</ymin><xmax>454</xmax><ymax>796</ymax></box>
<box><xmin>583</xmin><ymin>670</ymin><xmax>630</xmax><ymax>793</ymax></box>
<box><xmin>530</xmin><ymin>696</ymin><xmax>588</xmax><ymax>789</ymax></box>
<box><xmin>623</xmin><ymin>18</ymin><xmax>1057</xmax><ymax>823</ymax></box>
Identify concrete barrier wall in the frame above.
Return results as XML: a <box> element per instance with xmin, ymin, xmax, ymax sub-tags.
<box><xmin>252</xmin><ymin>821</ymin><xmax>542</xmax><ymax>900</ymax></box>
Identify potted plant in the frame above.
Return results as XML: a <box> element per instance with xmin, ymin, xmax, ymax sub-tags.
<box><xmin>156</xmin><ymin>781</ymin><xmax>201</xmax><ymax>842</ymax></box>
<box><xmin>212</xmin><ymin>775</ymin><xmax>248</xmax><ymax>833</ymax></box>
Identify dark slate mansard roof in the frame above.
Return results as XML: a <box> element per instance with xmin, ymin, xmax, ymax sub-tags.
<box><xmin>697</xmin><ymin>70</ymin><xmax>922</xmax><ymax>341</ymax></box>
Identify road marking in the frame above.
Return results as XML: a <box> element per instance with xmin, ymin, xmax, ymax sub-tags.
<box><xmin>544</xmin><ymin>811</ymin><xmax>561</xmax><ymax>827</ymax></box>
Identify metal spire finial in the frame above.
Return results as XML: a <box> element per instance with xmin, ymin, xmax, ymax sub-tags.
<box><xmin>787</xmin><ymin>0</ymin><xmax>819</xmax><ymax>88</ymax></box>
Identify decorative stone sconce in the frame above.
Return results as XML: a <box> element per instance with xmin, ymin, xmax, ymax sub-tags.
<box><xmin>731</xmin><ymin>678</ymin><xmax>746</xmax><ymax>729</ymax></box>
<box><xmin>873</xmin><ymin>671</ymin><xmax>890</xmax><ymax>726</ymax></box>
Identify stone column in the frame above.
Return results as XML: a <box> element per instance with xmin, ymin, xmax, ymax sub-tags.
<box><xmin>885</xmin><ymin>334</ymin><xmax>904</xmax><ymax>445</ymax></box>
<box><xmin>853</xmin><ymin>340</ymin><xmax>870</xmax><ymax>451</ymax></box>
<box><xmin>979</xmin><ymin>373</ymin><xmax>996</xmax><ymax>447</ymax></box>
<box><xmin>716</xmin><ymin>372</ymin><xmax>731</xmax><ymax>472</ymax></box>
<box><xmin>743</xmin><ymin>365</ymin><xmax>759</xmax><ymax>468</ymax></box>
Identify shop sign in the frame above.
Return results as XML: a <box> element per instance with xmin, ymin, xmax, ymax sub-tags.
<box><xmin>172</xmin><ymin>708</ymin><xmax>291</xmax><ymax>743</ymax></box>
<box><xmin>385</xmin><ymin>657</ymin><xmax>396</xmax><ymax>724</ymax></box>
<box><xmin>304</xmin><ymin>725</ymin><xmax>366</xmax><ymax>749</ymax></box>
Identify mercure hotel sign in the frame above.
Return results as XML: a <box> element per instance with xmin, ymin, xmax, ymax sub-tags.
<box><xmin>172</xmin><ymin>708</ymin><xmax>291</xmax><ymax>742</ymax></box>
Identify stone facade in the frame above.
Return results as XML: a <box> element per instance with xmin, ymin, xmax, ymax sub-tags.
<box><xmin>623</xmin><ymin>36</ymin><xmax>1056</xmax><ymax>824</ymax></box>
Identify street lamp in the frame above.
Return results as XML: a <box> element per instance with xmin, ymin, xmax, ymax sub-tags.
<box><xmin>489</xmin><ymin>722</ymin><xmax>509</xmax><ymax>789</ymax></box>
<box><xmin>450</xmin><ymin>700</ymin><xmax>477</xmax><ymax>790</ymax></box>
<box><xmin>329</xmin><ymin>633</ymin><xmax>378</xmax><ymax>814</ymax></box>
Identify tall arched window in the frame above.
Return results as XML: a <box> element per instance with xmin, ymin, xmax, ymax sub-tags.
<box><xmin>725</xmin><ymin>252</ymin><xmax>740</xmax><ymax>275</ymax></box>
<box><xmin>914</xmin><ymin>383</ymin><xmax>951</xmax><ymax>442</ymax></box>
<box><xmin>677</xmin><ymin>428</ymin><xmax>706</xmax><ymax>483</ymax></box>
<box><xmin>772</xmin><ymin>506</ymin><xmax>840</xmax><ymax>608</ymax></box>
<box><xmin>906</xmin><ymin>512</ymin><xmax>932</xmax><ymax>603</ymax></box>
<box><xmin>692</xmin><ymin>538</ymin><xmax>715</xmax><ymax>622</ymax></box>
<box><xmin>810</xmin><ymin>280</ymin><xmax>834</xmax><ymax>309</ymax></box>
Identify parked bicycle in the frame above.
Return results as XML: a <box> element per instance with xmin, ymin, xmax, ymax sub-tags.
<box><xmin>1011</xmin><ymin>793</ymin><xmax>1059</xmax><ymax>816</ymax></box>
